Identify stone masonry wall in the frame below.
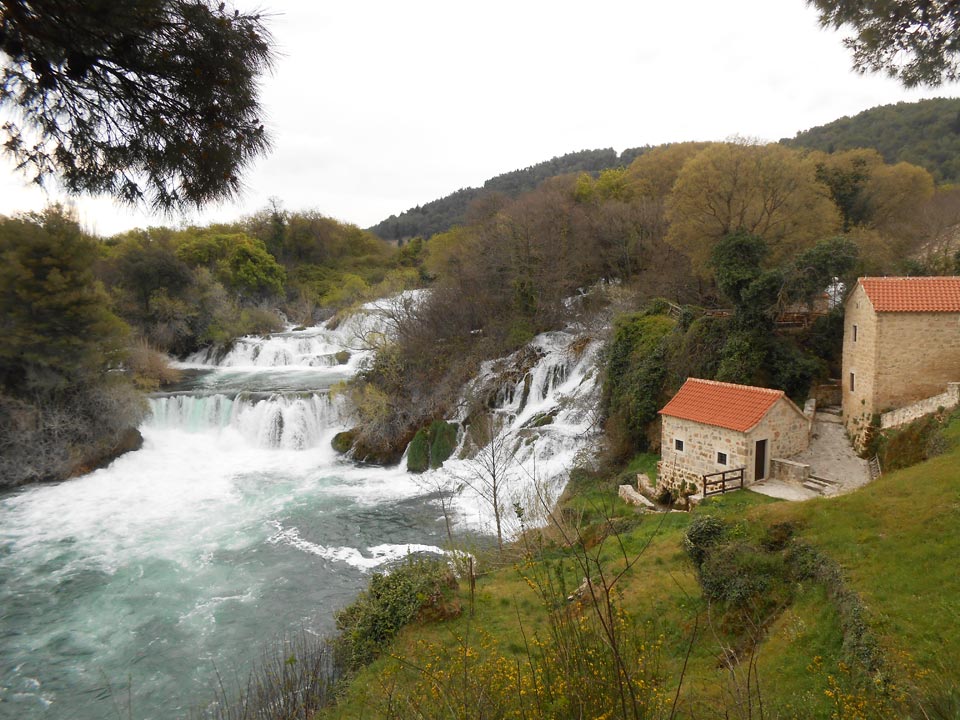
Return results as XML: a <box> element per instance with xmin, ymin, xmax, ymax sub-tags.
<box><xmin>659</xmin><ymin>399</ymin><xmax>810</xmax><ymax>493</ymax></box>
<box><xmin>771</xmin><ymin>458</ymin><xmax>810</xmax><ymax>483</ymax></box>
<box><xmin>874</xmin><ymin>312</ymin><xmax>960</xmax><ymax>413</ymax></box>
<box><xmin>658</xmin><ymin>416</ymin><xmax>750</xmax><ymax>494</ymax></box>
<box><xmin>749</xmin><ymin>398</ymin><xmax>811</xmax><ymax>461</ymax></box>
<box><xmin>842</xmin><ymin>283</ymin><xmax>878</xmax><ymax>433</ymax></box>
<box><xmin>880</xmin><ymin>382</ymin><xmax>960</xmax><ymax>429</ymax></box>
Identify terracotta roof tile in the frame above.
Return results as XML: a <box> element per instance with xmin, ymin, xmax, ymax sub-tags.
<box><xmin>859</xmin><ymin>276</ymin><xmax>960</xmax><ymax>312</ymax></box>
<box><xmin>659</xmin><ymin>378</ymin><xmax>783</xmax><ymax>433</ymax></box>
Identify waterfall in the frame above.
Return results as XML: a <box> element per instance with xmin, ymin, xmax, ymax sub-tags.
<box><xmin>147</xmin><ymin>392</ymin><xmax>350</xmax><ymax>450</ymax></box>
<box><xmin>425</xmin><ymin>328</ymin><xmax>604</xmax><ymax>537</ymax></box>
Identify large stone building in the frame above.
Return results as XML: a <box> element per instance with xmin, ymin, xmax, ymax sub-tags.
<box><xmin>842</xmin><ymin>277</ymin><xmax>960</xmax><ymax>438</ymax></box>
<box><xmin>658</xmin><ymin>378</ymin><xmax>811</xmax><ymax>493</ymax></box>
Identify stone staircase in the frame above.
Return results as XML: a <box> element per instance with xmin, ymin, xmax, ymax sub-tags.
<box><xmin>815</xmin><ymin>405</ymin><xmax>843</xmax><ymax>424</ymax></box>
<box><xmin>802</xmin><ymin>474</ymin><xmax>840</xmax><ymax>496</ymax></box>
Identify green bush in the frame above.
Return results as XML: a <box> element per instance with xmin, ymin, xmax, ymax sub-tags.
<box><xmin>698</xmin><ymin>541</ymin><xmax>776</xmax><ymax>607</ymax></box>
<box><xmin>428</xmin><ymin>420</ymin><xmax>458</xmax><ymax>469</ymax></box>
<box><xmin>406</xmin><ymin>429</ymin><xmax>430</xmax><ymax>473</ymax></box>
<box><xmin>334</xmin><ymin>558</ymin><xmax>458</xmax><ymax>669</ymax></box>
<box><xmin>768</xmin><ymin>338</ymin><xmax>825</xmax><ymax>402</ymax></box>
<box><xmin>683</xmin><ymin>515</ymin><xmax>728</xmax><ymax>569</ymax></box>
<box><xmin>866</xmin><ymin>412</ymin><xmax>953</xmax><ymax>471</ymax></box>
<box><xmin>602</xmin><ymin>312</ymin><xmax>676</xmax><ymax>453</ymax></box>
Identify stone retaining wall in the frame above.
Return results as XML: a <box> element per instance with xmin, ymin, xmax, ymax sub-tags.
<box><xmin>770</xmin><ymin>457</ymin><xmax>810</xmax><ymax>483</ymax></box>
<box><xmin>880</xmin><ymin>382</ymin><xmax>960</xmax><ymax>429</ymax></box>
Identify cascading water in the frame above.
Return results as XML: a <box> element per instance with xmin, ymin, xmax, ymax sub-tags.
<box><xmin>422</xmin><ymin>328</ymin><xmax>604</xmax><ymax>539</ymax></box>
<box><xmin>0</xmin><ymin>292</ymin><xmax>604</xmax><ymax>720</ymax></box>
<box><xmin>0</xmin><ymin>298</ymin><xmax>452</xmax><ymax>720</ymax></box>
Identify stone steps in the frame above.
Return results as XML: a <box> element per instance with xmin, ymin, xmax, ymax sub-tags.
<box><xmin>802</xmin><ymin>475</ymin><xmax>839</xmax><ymax>495</ymax></box>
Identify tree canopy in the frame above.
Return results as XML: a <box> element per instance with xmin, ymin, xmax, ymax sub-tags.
<box><xmin>784</xmin><ymin>98</ymin><xmax>960</xmax><ymax>184</ymax></box>
<box><xmin>665</xmin><ymin>141</ymin><xmax>839</xmax><ymax>274</ymax></box>
<box><xmin>810</xmin><ymin>0</ymin><xmax>960</xmax><ymax>87</ymax></box>
<box><xmin>0</xmin><ymin>0</ymin><xmax>272</xmax><ymax>211</ymax></box>
<box><xmin>0</xmin><ymin>206</ymin><xmax>129</xmax><ymax>394</ymax></box>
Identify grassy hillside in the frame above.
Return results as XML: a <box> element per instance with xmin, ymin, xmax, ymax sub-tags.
<box><xmin>320</xmin><ymin>416</ymin><xmax>960</xmax><ymax>719</ymax></box>
<box><xmin>784</xmin><ymin>98</ymin><xmax>960</xmax><ymax>184</ymax></box>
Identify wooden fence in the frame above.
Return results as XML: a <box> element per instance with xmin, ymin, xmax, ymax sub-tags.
<box><xmin>702</xmin><ymin>467</ymin><xmax>745</xmax><ymax>497</ymax></box>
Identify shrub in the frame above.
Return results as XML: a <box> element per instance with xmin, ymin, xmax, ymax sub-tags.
<box><xmin>698</xmin><ymin>541</ymin><xmax>775</xmax><ymax>607</ymax></box>
<box><xmin>334</xmin><ymin>558</ymin><xmax>459</xmax><ymax>669</ymax></box>
<box><xmin>602</xmin><ymin>311</ymin><xmax>676</xmax><ymax>453</ymax></box>
<box><xmin>126</xmin><ymin>338</ymin><xmax>182</xmax><ymax>391</ymax></box>
<box><xmin>760</xmin><ymin>521</ymin><xmax>797</xmax><ymax>551</ymax></box>
<box><xmin>683</xmin><ymin>515</ymin><xmax>728</xmax><ymax>568</ymax></box>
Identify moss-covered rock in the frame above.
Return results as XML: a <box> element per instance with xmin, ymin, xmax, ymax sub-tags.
<box><xmin>332</xmin><ymin>429</ymin><xmax>357</xmax><ymax>454</ymax></box>
<box><xmin>407</xmin><ymin>429</ymin><xmax>430</xmax><ymax>473</ymax></box>
<box><xmin>334</xmin><ymin>350</ymin><xmax>351</xmax><ymax>365</ymax></box>
<box><xmin>429</xmin><ymin>421</ymin><xmax>458</xmax><ymax>469</ymax></box>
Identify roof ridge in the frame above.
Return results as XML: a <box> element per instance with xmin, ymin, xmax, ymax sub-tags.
<box><xmin>659</xmin><ymin>377</ymin><xmax>788</xmax><ymax>433</ymax></box>
<box><xmin>686</xmin><ymin>377</ymin><xmax>783</xmax><ymax>395</ymax></box>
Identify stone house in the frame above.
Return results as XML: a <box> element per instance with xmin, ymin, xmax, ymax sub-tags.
<box><xmin>657</xmin><ymin>378</ymin><xmax>811</xmax><ymax>493</ymax></box>
<box><xmin>841</xmin><ymin>277</ymin><xmax>960</xmax><ymax>438</ymax></box>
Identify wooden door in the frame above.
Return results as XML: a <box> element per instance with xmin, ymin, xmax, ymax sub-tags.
<box><xmin>754</xmin><ymin>439</ymin><xmax>767</xmax><ymax>481</ymax></box>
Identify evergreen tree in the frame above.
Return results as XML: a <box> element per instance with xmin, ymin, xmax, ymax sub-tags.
<box><xmin>0</xmin><ymin>207</ymin><xmax>130</xmax><ymax>394</ymax></box>
<box><xmin>0</xmin><ymin>0</ymin><xmax>272</xmax><ymax>210</ymax></box>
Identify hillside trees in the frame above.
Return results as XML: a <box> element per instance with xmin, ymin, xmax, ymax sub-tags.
<box><xmin>0</xmin><ymin>207</ymin><xmax>145</xmax><ymax>487</ymax></box>
<box><xmin>0</xmin><ymin>207</ymin><xmax>129</xmax><ymax>392</ymax></box>
<box><xmin>785</xmin><ymin>99</ymin><xmax>960</xmax><ymax>184</ymax></box>
<box><xmin>666</xmin><ymin>141</ymin><xmax>840</xmax><ymax>275</ymax></box>
<box><xmin>0</xmin><ymin>0</ymin><xmax>272</xmax><ymax>210</ymax></box>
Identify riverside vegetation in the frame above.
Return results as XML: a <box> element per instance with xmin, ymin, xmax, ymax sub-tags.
<box><xmin>213</xmin><ymin>413</ymin><xmax>958</xmax><ymax>720</ymax></box>
<box><xmin>5</xmin><ymin>112</ymin><xmax>960</xmax><ymax>715</ymax></box>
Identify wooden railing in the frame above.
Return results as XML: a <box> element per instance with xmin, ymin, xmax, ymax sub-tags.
<box><xmin>868</xmin><ymin>455</ymin><xmax>882</xmax><ymax>481</ymax></box>
<box><xmin>702</xmin><ymin>467</ymin><xmax>745</xmax><ymax>497</ymax></box>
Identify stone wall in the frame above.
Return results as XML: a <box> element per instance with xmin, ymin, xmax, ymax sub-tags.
<box><xmin>659</xmin><ymin>399</ymin><xmax>810</xmax><ymax>493</ymax></box>
<box><xmin>874</xmin><ymin>312</ymin><xmax>960</xmax><ymax>412</ymax></box>
<box><xmin>880</xmin><ymin>382</ymin><xmax>960</xmax><ymax>429</ymax></box>
<box><xmin>751</xmin><ymin>398</ymin><xmax>812</xmax><ymax>460</ymax></box>
<box><xmin>659</xmin><ymin>416</ymin><xmax>751</xmax><ymax>493</ymax></box>
<box><xmin>813</xmin><ymin>382</ymin><xmax>841</xmax><ymax>407</ymax></box>
<box><xmin>771</xmin><ymin>458</ymin><xmax>810</xmax><ymax>483</ymax></box>
<box><xmin>842</xmin><ymin>283</ymin><xmax>878</xmax><ymax>432</ymax></box>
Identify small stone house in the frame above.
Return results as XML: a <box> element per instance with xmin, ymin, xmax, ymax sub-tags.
<box><xmin>657</xmin><ymin>378</ymin><xmax>811</xmax><ymax>493</ymax></box>
<box><xmin>842</xmin><ymin>276</ymin><xmax>960</xmax><ymax>438</ymax></box>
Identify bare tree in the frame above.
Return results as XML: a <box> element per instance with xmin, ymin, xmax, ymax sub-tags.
<box><xmin>460</xmin><ymin>414</ymin><xmax>515</xmax><ymax>553</ymax></box>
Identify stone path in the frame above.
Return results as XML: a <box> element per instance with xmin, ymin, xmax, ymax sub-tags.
<box><xmin>751</xmin><ymin>410</ymin><xmax>870</xmax><ymax>501</ymax></box>
<box><xmin>790</xmin><ymin>411</ymin><xmax>870</xmax><ymax>495</ymax></box>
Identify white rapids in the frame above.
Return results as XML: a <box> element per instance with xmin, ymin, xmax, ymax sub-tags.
<box><xmin>0</xmin><ymin>294</ymin><xmax>605</xmax><ymax>720</ymax></box>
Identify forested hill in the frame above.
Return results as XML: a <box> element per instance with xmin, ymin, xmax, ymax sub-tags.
<box><xmin>784</xmin><ymin>97</ymin><xmax>960</xmax><ymax>183</ymax></box>
<box><xmin>367</xmin><ymin>147</ymin><xmax>648</xmax><ymax>241</ymax></box>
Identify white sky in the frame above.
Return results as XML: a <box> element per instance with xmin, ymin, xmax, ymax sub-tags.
<box><xmin>1</xmin><ymin>0</ymin><xmax>956</xmax><ymax>237</ymax></box>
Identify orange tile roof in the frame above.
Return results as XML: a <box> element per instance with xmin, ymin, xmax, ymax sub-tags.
<box><xmin>659</xmin><ymin>378</ymin><xmax>784</xmax><ymax>433</ymax></box>
<box><xmin>859</xmin><ymin>276</ymin><xmax>960</xmax><ymax>312</ymax></box>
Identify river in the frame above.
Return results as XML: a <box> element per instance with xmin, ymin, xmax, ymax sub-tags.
<box><xmin>0</xmin><ymin>303</ymin><xmax>602</xmax><ymax>719</ymax></box>
<box><xmin>0</xmin><ymin>307</ymin><xmax>455</xmax><ymax>719</ymax></box>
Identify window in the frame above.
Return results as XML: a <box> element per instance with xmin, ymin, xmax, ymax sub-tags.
<box><xmin>674</xmin><ymin>438</ymin><xmax>684</xmax><ymax>452</ymax></box>
<box><xmin>852</xmin><ymin>324</ymin><xmax>858</xmax><ymax>342</ymax></box>
<box><xmin>850</xmin><ymin>372</ymin><xmax>855</xmax><ymax>392</ymax></box>
<box><xmin>717</xmin><ymin>451</ymin><xmax>727</xmax><ymax>465</ymax></box>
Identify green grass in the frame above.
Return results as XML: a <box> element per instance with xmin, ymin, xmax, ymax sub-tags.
<box><xmin>320</xmin><ymin>418</ymin><xmax>960</xmax><ymax>719</ymax></box>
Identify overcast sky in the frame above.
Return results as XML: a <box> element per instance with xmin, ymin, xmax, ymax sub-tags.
<box><xmin>1</xmin><ymin>0</ymin><xmax>956</xmax><ymax>236</ymax></box>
